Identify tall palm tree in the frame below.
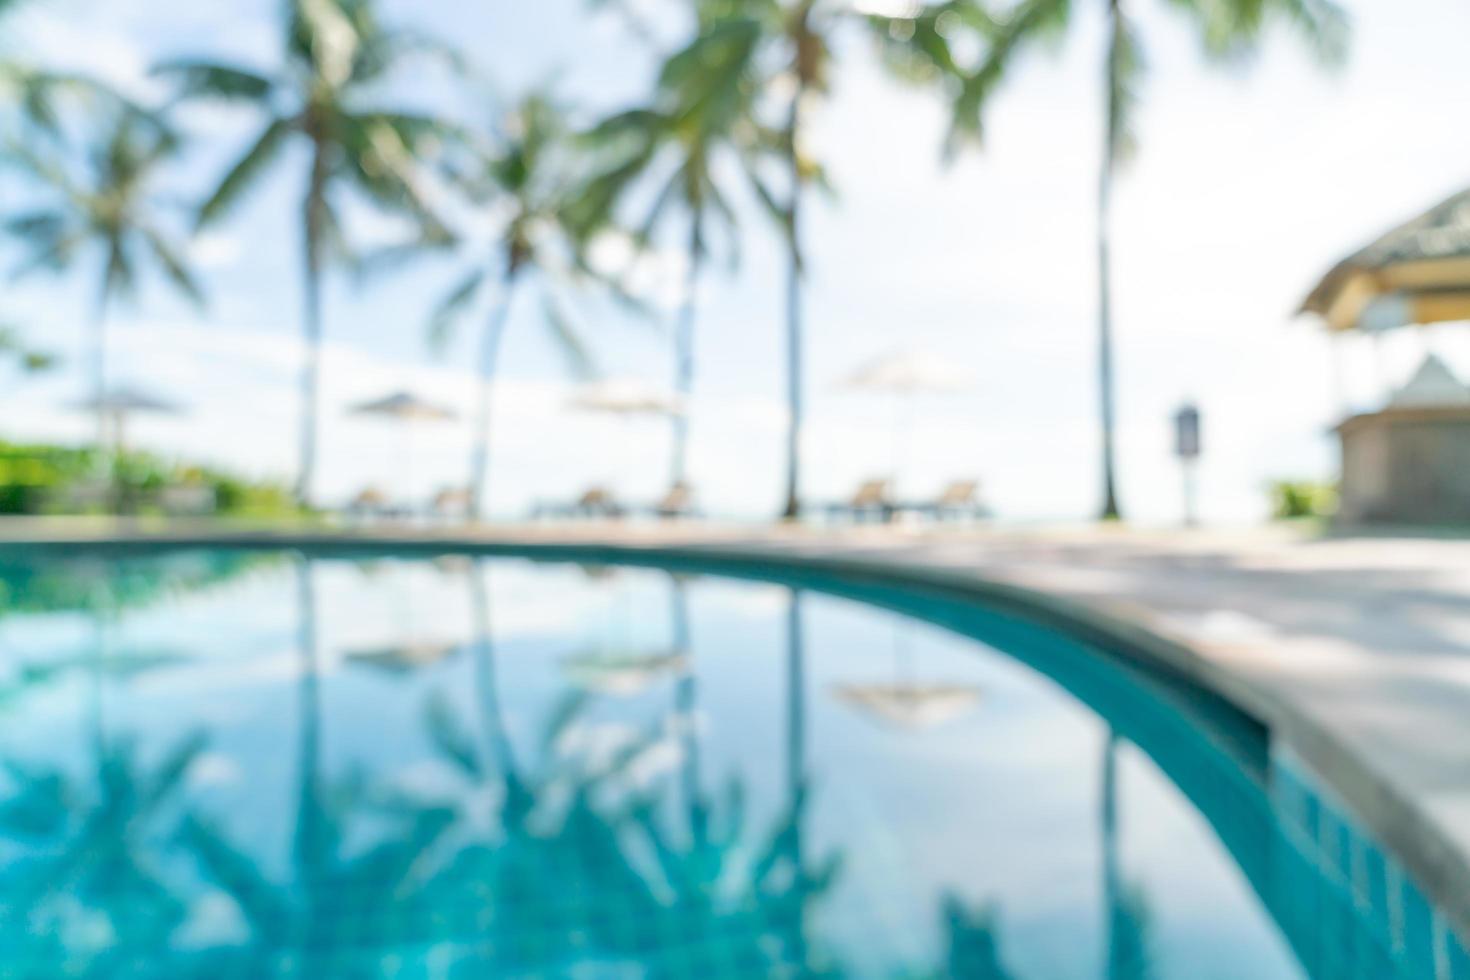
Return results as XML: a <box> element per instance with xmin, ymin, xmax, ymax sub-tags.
<box><xmin>5</xmin><ymin>112</ymin><xmax>201</xmax><ymax>453</ymax></box>
<box><xmin>427</xmin><ymin>90</ymin><xmax>596</xmax><ymax>521</ymax></box>
<box><xmin>770</xmin><ymin>1</ymin><xmax>827</xmax><ymax>521</ymax></box>
<box><xmin>153</xmin><ymin>0</ymin><xmax>459</xmax><ymax>506</ymax></box>
<box><xmin>902</xmin><ymin>0</ymin><xmax>1348</xmax><ymax>519</ymax></box>
<box><xmin>657</xmin><ymin>0</ymin><xmax>969</xmax><ymax>519</ymax></box>
<box><xmin>573</xmin><ymin>12</ymin><xmax>763</xmax><ymax>492</ymax></box>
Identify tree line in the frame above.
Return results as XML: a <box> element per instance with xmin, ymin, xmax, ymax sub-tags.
<box><xmin>1</xmin><ymin>0</ymin><xmax>1349</xmax><ymax>520</ymax></box>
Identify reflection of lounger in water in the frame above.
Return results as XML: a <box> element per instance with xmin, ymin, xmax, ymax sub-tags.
<box><xmin>562</xmin><ymin>650</ymin><xmax>688</xmax><ymax>695</ymax></box>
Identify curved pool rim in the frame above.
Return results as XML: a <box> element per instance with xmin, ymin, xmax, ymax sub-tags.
<box><xmin>5</xmin><ymin>527</ymin><xmax>1468</xmax><ymax>947</ymax></box>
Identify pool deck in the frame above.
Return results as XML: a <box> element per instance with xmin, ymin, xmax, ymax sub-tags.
<box><xmin>5</xmin><ymin>517</ymin><xmax>1470</xmax><ymax>933</ymax></box>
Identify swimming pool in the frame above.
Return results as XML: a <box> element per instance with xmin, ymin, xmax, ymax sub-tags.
<box><xmin>0</xmin><ymin>545</ymin><xmax>1464</xmax><ymax>978</ymax></box>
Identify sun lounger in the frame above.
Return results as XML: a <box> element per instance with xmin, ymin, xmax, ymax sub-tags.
<box><xmin>431</xmin><ymin>487</ymin><xmax>473</xmax><ymax>521</ymax></box>
<box><xmin>910</xmin><ymin>478</ymin><xmax>990</xmax><ymax>522</ymax></box>
<box><xmin>654</xmin><ymin>481</ymin><xmax>698</xmax><ymax>519</ymax></box>
<box><xmin>827</xmin><ymin>478</ymin><xmax>895</xmax><ymax>523</ymax></box>
<box><xmin>530</xmin><ymin>485</ymin><xmax>625</xmax><ymax>519</ymax></box>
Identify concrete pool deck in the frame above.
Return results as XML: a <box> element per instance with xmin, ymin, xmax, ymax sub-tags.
<box><xmin>4</xmin><ymin>517</ymin><xmax>1469</xmax><ymax>937</ymax></box>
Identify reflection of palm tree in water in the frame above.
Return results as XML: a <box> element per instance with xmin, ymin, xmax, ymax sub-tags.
<box><xmin>1102</xmin><ymin>732</ymin><xmax>1153</xmax><ymax>980</ymax></box>
<box><xmin>180</xmin><ymin>556</ymin><xmax>458</xmax><ymax>967</ymax></box>
<box><xmin>0</xmin><ymin>587</ymin><xmax>208</xmax><ymax>972</ymax></box>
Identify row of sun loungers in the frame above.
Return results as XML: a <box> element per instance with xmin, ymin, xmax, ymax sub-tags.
<box><xmin>531</xmin><ymin>481</ymin><xmax>700</xmax><ymax>520</ymax></box>
<box><xmin>348</xmin><ymin>477</ymin><xmax>987</xmax><ymax>523</ymax></box>
<box><xmin>825</xmin><ymin>478</ymin><xmax>990</xmax><ymax>523</ymax></box>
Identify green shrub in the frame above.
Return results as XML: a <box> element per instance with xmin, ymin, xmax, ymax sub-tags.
<box><xmin>1270</xmin><ymin>480</ymin><xmax>1338</xmax><ymax>520</ymax></box>
<box><xmin>0</xmin><ymin>438</ymin><xmax>301</xmax><ymax>517</ymax></box>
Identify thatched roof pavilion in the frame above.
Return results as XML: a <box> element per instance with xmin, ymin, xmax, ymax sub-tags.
<box><xmin>1301</xmin><ymin>187</ymin><xmax>1470</xmax><ymax>332</ymax></box>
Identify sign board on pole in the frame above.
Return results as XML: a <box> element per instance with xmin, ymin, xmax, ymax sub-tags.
<box><xmin>1174</xmin><ymin>404</ymin><xmax>1201</xmax><ymax>460</ymax></box>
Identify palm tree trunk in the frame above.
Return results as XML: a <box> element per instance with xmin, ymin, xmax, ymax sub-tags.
<box><xmin>296</xmin><ymin>151</ymin><xmax>328</xmax><ymax>508</ymax></box>
<box><xmin>91</xmin><ymin>286</ymin><xmax>109</xmax><ymax>454</ymax></box>
<box><xmin>780</xmin><ymin>96</ymin><xmax>806</xmax><ymax>522</ymax></box>
<box><xmin>1097</xmin><ymin>30</ymin><xmax>1122</xmax><ymax>522</ymax></box>
<box><xmin>671</xmin><ymin>221</ymin><xmax>703</xmax><ymax>490</ymax></box>
<box><xmin>469</xmin><ymin>277</ymin><xmax>518</xmax><ymax>522</ymax></box>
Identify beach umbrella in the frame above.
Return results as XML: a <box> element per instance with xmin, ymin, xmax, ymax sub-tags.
<box><xmin>347</xmin><ymin>390</ymin><xmax>458</xmax><ymax>512</ymax></box>
<box><xmin>566</xmin><ymin>379</ymin><xmax>683</xmax><ymax>503</ymax></box>
<box><xmin>70</xmin><ymin>385</ymin><xmax>183</xmax><ymax>454</ymax></box>
<box><xmin>567</xmin><ymin>378</ymin><xmax>684</xmax><ymax>417</ymax></box>
<box><xmin>1301</xmin><ymin>187</ymin><xmax>1470</xmax><ymax>334</ymax></box>
<box><xmin>349</xmin><ymin>391</ymin><xmax>458</xmax><ymax>422</ymax></box>
<box><xmin>839</xmin><ymin>349</ymin><xmax>972</xmax><ymax>497</ymax></box>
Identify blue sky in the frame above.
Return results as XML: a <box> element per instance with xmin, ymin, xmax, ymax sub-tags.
<box><xmin>5</xmin><ymin>0</ymin><xmax>1470</xmax><ymax>522</ymax></box>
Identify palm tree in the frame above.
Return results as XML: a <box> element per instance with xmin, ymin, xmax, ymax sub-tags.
<box><xmin>656</xmin><ymin>0</ymin><xmax>971</xmax><ymax>519</ymax></box>
<box><xmin>5</xmin><ymin>112</ymin><xmax>201</xmax><ymax>454</ymax></box>
<box><xmin>770</xmin><ymin>1</ymin><xmax>828</xmax><ymax>521</ymax></box>
<box><xmin>427</xmin><ymin>90</ymin><xmax>596</xmax><ymax>521</ymax></box>
<box><xmin>901</xmin><ymin>0</ymin><xmax>1348</xmax><ymax>519</ymax></box>
<box><xmin>153</xmin><ymin>0</ymin><xmax>460</xmax><ymax>506</ymax></box>
<box><xmin>681</xmin><ymin>0</ymin><xmax>832</xmax><ymax>521</ymax></box>
<box><xmin>573</xmin><ymin>12</ymin><xmax>764</xmax><ymax>492</ymax></box>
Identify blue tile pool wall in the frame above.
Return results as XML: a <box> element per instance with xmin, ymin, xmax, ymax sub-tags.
<box><xmin>1271</xmin><ymin>754</ymin><xmax>1470</xmax><ymax>979</ymax></box>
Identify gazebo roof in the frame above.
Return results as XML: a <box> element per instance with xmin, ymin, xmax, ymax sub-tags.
<box><xmin>1301</xmin><ymin>187</ymin><xmax>1470</xmax><ymax>332</ymax></box>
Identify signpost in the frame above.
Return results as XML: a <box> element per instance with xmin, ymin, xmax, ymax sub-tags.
<box><xmin>1173</xmin><ymin>403</ymin><xmax>1201</xmax><ymax>527</ymax></box>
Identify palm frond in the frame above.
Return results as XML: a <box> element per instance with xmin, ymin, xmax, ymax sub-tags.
<box><xmin>950</xmin><ymin>0</ymin><xmax>1074</xmax><ymax>155</ymax></box>
<box><xmin>1160</xmin><ymin>0</ymin><xmax>1347</xmax><ymax>65</ymax></box>
<box><xmin>541</xmin><ymin>291</ymin><xmax>595</xmax><ymax>379</ymax></box>
<box><xmin>9</xmin><ymin>228</ymin><xmax>85</xmax><ymax>281</ymax></box>
<box><xmin>4</xmin><ymin>209</ymin><xmax>69</xmax><ymax>243</ymax></box>
<box><xmin>197</xmin><ymin>115</ymin><xmax>295</xmax><ymax>229</ymax></box>
<box><xmin>428</xmin><ymin>265</ymin><xmax>489</xmax><ymax>350</ymax></box>
<box><xmin>102</xmin><ymin>240</ymin><xmax>139</xmax><ymax>308</ymax></box>
<box><xmin>151</xmin><ymin>59</ymin><xmax>276</xmax><ymax>103</ymax></box>
<box><xmin>340</xmin><ymin>113</ymin><xmax>449</xmax><ymax>235</ymax></box>
<box><xmin>144</xmin><ymin>228</ymin><xmax>206</xmax><ymax>309</ymax></box>
<box><xmin>295</xmin><ymin>0</ymin><xmax>363</xmax><ymax>87</ymax></box>
<box><xmin>354</xmin><ymin>226</ymin><xmax>456</xmax><ymax>285</ymax></box>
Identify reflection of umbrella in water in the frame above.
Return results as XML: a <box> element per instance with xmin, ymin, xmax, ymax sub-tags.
<box><xmin>562</xmin><ymin>648</ymin><xmax>687</xmax><ymax>696</ymax></box>
<box><xmin>566</xmin><ymin>379</ymin><xmax>683</xmax><ymax>498</ymax></box>
<box><xmin>832</xmin><ymin>625</ymin><xmax>982</xmax><ymax>732</ymax></box>
<box><xmin>347</xmin><ymin>390</ymin><xmax>458</xmax><ymax>511</ymax></box>
<box><xmin>71</xmin><ymin>385</ymin><xmax>184</xmax><ymax>454</ymax></box>
<box><xmin>832</xmin><ymin>682</ymin><xmax>982</xmax><ymax>730</ymax></box>
<box><xmin>344</xmin><ymin>640</ymin><xmax>459</xmax><ymax>675</ymax></box>
<box><xmin>839</xmin><ymin>350</ymin><xmax>971</xmax><ymax>498</ymax></box>
<box><xmin>342</xmin><ymin>560</ymin><xmax>458</xmax><ymax>674</ymax></box>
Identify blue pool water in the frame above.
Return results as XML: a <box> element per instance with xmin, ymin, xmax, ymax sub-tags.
<box><xmin>0</xmin><ymin>547</ymin><xmax>1464</xmax><ymax>979</ymax></box>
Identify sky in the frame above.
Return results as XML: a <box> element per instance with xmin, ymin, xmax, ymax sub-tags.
<box><xmin>4</xmin><ymin>0</ymin><xmax>1470</xmax><ymax>523</ymax></box>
